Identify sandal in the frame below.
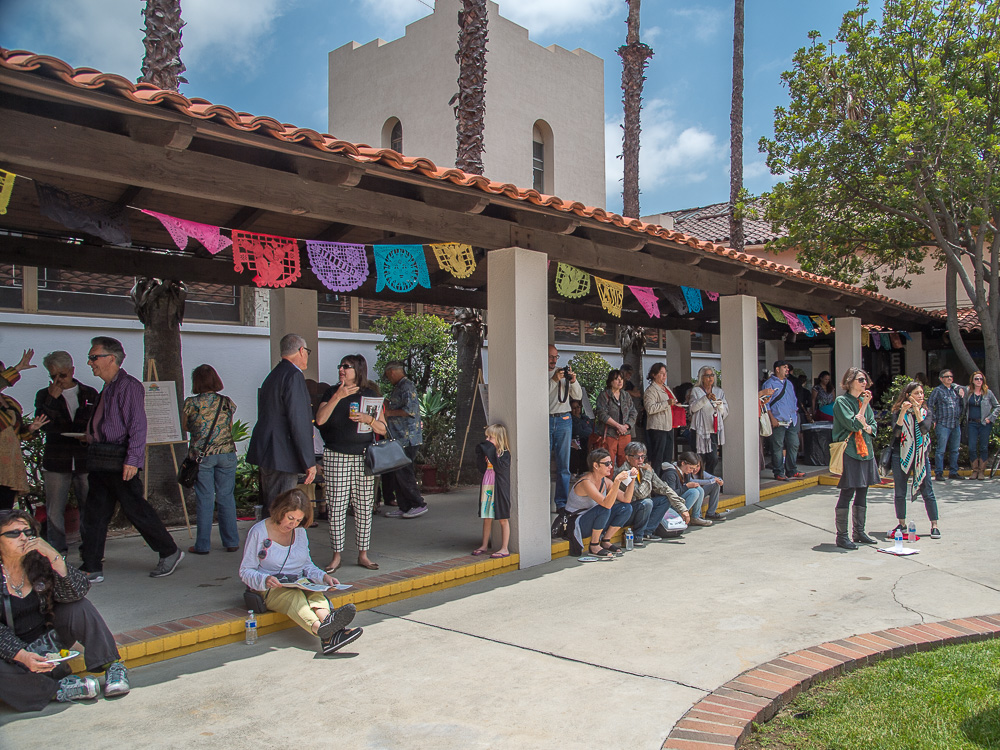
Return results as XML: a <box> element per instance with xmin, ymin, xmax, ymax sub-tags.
<box><xmin>325</xmin><ymin>562</ymin><xmax>341</xmax><ymax>574</ymax></box>
<box><xmin>588</xmin><ymin>545</ymin><xmax>615</xmax><ymax>559</ymax></box>
<box><xmin>601</xmin><ymin>541</ymin><xmax>623</xmax><ymax>555</ymax></box>
<box><xmin>471</xmin><ymin>549</ymin><xmax>487</xmax><ymax>556</ymax></box>
<box><xmin>357</xmin><ymin>559</ymin><xmax>379</xmax><ymax>570</ymax></box>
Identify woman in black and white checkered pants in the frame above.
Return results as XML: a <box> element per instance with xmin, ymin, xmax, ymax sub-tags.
<box><xmin>315</xmin><ymin>354</ymin><xmax>387</xmax><ymax>574</ymax></box>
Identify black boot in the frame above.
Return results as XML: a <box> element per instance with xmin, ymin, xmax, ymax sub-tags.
<box><xmin>835</xmin><ymin>507</ymin><xmax>857</xmax><ymax>549</ymax></box>
<box><xmin>852</xmin><ymin>506</ymin><xmax>877</xmax><ymax>544</ymax></box>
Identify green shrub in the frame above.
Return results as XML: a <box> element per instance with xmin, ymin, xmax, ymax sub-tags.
<box><xmin>569</xmin><ymin>351</ymin><xmax>613</xmax><ymax>407</ymax></box>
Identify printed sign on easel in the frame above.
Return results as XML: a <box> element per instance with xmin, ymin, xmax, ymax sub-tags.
<box><xmin>143</xmin><ymin>381</ymin><xmax>184</xmax><ymax>444</ymax></box>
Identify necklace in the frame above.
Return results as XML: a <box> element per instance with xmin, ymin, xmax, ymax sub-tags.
<box><xmin>1</xmin><ymin>563</ymin><xmax>26</xmax><ymax>597</ymax></box>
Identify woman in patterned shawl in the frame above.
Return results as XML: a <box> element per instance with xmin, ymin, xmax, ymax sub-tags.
<box><xmin>889</xmin><ymin>382</ymin><xmax>940</xmax><ymax>540</ymax></box>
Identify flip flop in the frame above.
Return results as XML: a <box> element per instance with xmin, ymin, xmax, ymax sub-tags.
<box><xmin>325</xmin><ymin>562</ymin><xmax>341</xmax><ymax>574</ymax></box>
<box><xmin>471</xmin><ymin>549</ymin><xmax>487</xmax><ymax>556</ymax></box>
<box><xmin>489</xmin><ymin>551</ymin><xmax>510</xmax><ymax>559</ymax></box>
<box><xmin>357</xmin><ymin>560</ymin><xmax>379</xmax><ymax>570</ymax></box>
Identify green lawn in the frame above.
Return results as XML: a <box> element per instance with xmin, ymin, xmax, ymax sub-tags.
<box><xmin>743</xmin><ymin>639</ymin><xmax>1000</xmax><ymax>750</ymax></box>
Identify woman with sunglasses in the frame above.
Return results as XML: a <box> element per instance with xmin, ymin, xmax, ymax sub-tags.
<box><xmin>0</xmin><ymin>509</ymin><xmax>127</xmax><ymax>710</ymax></box>
<box><xmin>239</xmin><ymin>489</ymin><xmax>361</xmax><ymax>655</ymax></box>
<box><xmin>0</xmin><ymin>351</ymin><xmax>50</xmax><ymax>510</ymax></box>
<box><xmin>888</xmin><ymin>382</ymin><xmax>940</xmax><ymax>539</ymax></box>
<box><xmin>963</xmin><ymin>371</ymin><xmax>999</xmax><ymax>480</ymax></box>
<box><xmin>565</xmin><ymin>448</ymin><xmax>636</xmax><ymax>559</ymax></box>
<box><xmin>315</xmin><ymin>354</ymin><xmax>387</xmax><ymax>574</ymax></box>
<box><xmin>831</xmin><ymin>367</ymin><xmax>878</xmax><ymax>549</ymax></box>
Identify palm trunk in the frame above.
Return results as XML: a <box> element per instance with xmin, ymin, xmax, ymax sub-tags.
<box><xmin>139</xmin><ymin>0</ymin><xmax>187</xmax><ymax>90</ymax></box>
<box><xmin>729</xmin><ymin>0</ymin><xmax>745</xmax><ymax>253</ymax></box>
<box><xmin>453</xmin><ymin>312</ymin><xmax>487</xmax><ymax>483</ymax></box>
<box><xmin>455</xmin><ymin>0</ymin><xmax>488</xmax><ymax>175</ymax></box>
<box><xmin>618</xmin><ymin>0</ymin><xmax>654</xmax><ymax>219</ymax></box>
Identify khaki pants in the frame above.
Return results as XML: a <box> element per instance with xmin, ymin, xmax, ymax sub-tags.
<box><xmin>262</xmin><ymin>587</ymin><xmax>330</xmax><ymax>633</ymax></box>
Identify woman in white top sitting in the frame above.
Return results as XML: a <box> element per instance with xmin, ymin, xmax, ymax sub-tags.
<box><xmin>239</xmin><ymin>489</ymin><xmax>362</xmax><ymax>655</ymax></box>
<box><xmin>566</xmin><ymin>448</ymin><xmax>637</xmax><ymax>559</ymax></box>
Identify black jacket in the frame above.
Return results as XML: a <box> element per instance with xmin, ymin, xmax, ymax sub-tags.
<box><xmin>34</xmin><ymin>381</ymin><xmax>99</xmax><ymax>472</ymax></box>
<box><xmin>246</xmin><ymin>359</ymin><xmax>314</xmax><ymax>473</ymax></box>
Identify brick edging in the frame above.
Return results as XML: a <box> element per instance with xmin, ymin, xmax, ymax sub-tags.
<box><xmin>662</xmin><ymin>614</ymin><xmax>1000</xmax><ymax>749</ymax></box>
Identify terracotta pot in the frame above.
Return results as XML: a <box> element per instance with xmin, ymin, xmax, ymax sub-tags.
<box><xmin>64</xmin><ymin>506</ymin><xmax>81</xmax><ymax>535</ymax></box>
<box><xmin>419</xmin><ymin>464</ymin><xmax>442</xmax><ymax>492</ymax></box>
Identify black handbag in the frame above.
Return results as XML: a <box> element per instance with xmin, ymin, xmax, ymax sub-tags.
<box><xmin>86</xmin><ymin>442</ymin><xmax>128</xmax><ymax>472</ymax></box>
<box><xmin>178</xmin><ymin>397</ymin><xmax>225</xmax><ymax>488</ymax></box>
<box><xmin>243</xmin><ymin>588</ymin><xmax>268</xmax><ymax>614</ymax></box>
<box><xmin>364</xmin><ymin>436</ymin><xmax>412</xmax><ymax>476</ymax></box>
<box><xmin>878</xmin><ymin>445</ymin><xmax>893</xmax><ymax>477</ymax></box>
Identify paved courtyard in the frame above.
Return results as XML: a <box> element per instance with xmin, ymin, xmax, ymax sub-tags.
<box><xmin>2</xmin><ymin>479</ymin><xmax>997</xmax><ymax>749</ymax></box>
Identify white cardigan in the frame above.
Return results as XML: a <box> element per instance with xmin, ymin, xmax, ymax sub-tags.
<box><xmin>239</xmin><ymin>520</ymin><xmax>326</xmax><ymax>592</ymax></box>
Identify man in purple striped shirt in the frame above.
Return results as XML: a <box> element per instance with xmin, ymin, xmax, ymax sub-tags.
<box><xmin>79</xmin><ymin>336</ymin><xmax>182</xmax><ymax>583</ymax></box>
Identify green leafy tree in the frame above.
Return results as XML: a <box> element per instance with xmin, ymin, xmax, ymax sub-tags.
<box><xmin>760</xmin><ymin>0</ymin><xmax>1000</xmax><ymax>389</ymax></box>
<box><xmin>569</xmin><ymin>351</ymin><xmax>613</xmax><ymax>407</ymax></box>
<box><xmin>369</xmin><ymin>311</ymin><xmax>458</xmax><ymax>410</ymax></box>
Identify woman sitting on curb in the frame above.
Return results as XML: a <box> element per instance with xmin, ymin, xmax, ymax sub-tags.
<box><xmin>660</xmin><ymin>453</ymin><xmax>714</xmax><ymax>527</ymax></box>
<box><xmin>566</xmin><ymin>449</ymin><xmax>637</xmax><ymax>558</ymax></box>
<box><xmin>240</xmin><ymin>489</ymin><xmax>362</xmax><ymax>655</ymax></box>
<box><xmin>681</xmin><ymin>456</ymin><xmax>725</xmax><ymax>522</ymax></box>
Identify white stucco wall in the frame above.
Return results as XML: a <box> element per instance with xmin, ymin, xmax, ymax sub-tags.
<box><xmin>329</xmin><ymin>0</ymin><xmax>606</xmax><ymax>209</ymax></box>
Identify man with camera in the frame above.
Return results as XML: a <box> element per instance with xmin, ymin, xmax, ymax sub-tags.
<box><xmin>548</xmin><ymin>345</ymin><xmax>582</xmax><ymax>512</ymax></box>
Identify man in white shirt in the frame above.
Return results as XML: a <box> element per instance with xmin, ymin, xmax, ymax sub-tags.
<box><xmin>549</xmin><ymin>345</ymin><xmax>582</xmax><ymax>511</ymax></box>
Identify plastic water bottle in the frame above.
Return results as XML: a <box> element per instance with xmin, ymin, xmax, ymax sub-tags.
<box><xmin>625</xmin><ymin>528</ymin><xmax>634</xmax><ymax>551</ymax></box>
<box><xmin>245</xmin><ymin>610</ymin><xmax>257</xmax><ymax>646</ymax></box>
<box><xmin>894</xmin><ymin>527</ymin><xmax>903</xmax><ymax>552</ymax></box>
<box><xmin>907</xmin><ymin>519</ymin><xmax>917</xmax><ymax>544</ymax></box>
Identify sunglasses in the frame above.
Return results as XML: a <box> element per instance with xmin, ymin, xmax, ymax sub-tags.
<box><xmin>87</xmin><ymin>353</ymin><xmax>113</xmax><ymax>362</ymax></box>
<box><xmin>338</xmin><ymin>364</ymin><xmax>354</xmax><ymax>370</ymax></box>
<box><xmin>258</xmin><ymin>538</ymin><xmax>272</xmax><ymax>560</ymax></box>
<box><xmin>599</xmin><ymin>459</ymin><xmax>614</xmax><ymax>466</ymax></box>
<box><xmin>942</xmin><ymin>375</ymin><xmax>954</xmax><ymax>379</ymax></box>
<box><xmin>855</xmin><ymin>377</ymin><xmax>867</xmax><ymax>383</ymax></box>
<box><xmin>1</xmin><ymin>528</ymin><xmax>37</xmax><ymax>540</ymax></box>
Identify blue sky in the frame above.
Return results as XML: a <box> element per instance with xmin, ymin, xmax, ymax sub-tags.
<box><xmin>0</xmin><ymin>0</ymin><xmax>877</xmax><ymax>216</ymax></box>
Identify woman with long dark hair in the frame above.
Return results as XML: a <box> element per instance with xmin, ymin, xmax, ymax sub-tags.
<box><xmin>0</xmin><ymin>509</ymin><xmax>126</xmax><ymax>710</ymax></box>
<box><xmin>316</xmin><ymin>354</ymin><xmax>387</xmax><ymax>573</ymax></box>
<box><xmin>831</xmin><ymin>367</ymin><xmax>878</xmax><ymax>549</ymax></box>
<box><xmin>593</xmin><ymin>369</ymin><xmax>637</xmax><ymax>465</ymax></box>
<box><xmin>888</xmin><ymin>382</ymin><xmax>940</xmax><ymax>539</ymax></box>
<box><xmin>963</xmin><ymin>371</ymin><xmax>999</xmax><ymax>480</ymax></box>
<box><xmin>810</xmin><ymin>371</ymin><xmax>835</xmax><ymax>423</ymax></box>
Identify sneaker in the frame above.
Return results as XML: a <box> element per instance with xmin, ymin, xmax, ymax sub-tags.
<box><xmin>83</xmin><ymin>570</ymin><xmax>104</xmax><ymax>584</ymax></box>
<box><xmin>103</xmin><ymin>661</ymin><xmax>130</xmax><ymax>697</ymax></box>
<box><xmin>321</xmin><ymin>626</ymin><xmax>363</xmax><ymax>655</ymax></box>
<box><xmin>317</xmin><ymin>603</ymin><xmax>357</xmax><ymax>641</ymax></box>
<box><xmin>934</xmin><ymin>473</ymin><xmax>945</xmax><ymax>481</ymax></box>
<box><xmin>706</xmin><ymin>512</ymin><xmax>727</xmax><ymax>521</ymax></box>
<box><xmin>631</xmin><ymin>538</ymin><xmax>645</xmax><ymax>548</ymax></box>
<box><xmin>948</xmin><ymin>473</ymin><xmax>964</xmax><ymax>480</ymax></box>
<box><xmin>383</xmin><ymin>509</ymin><xmax>404</xmax><ymax>518</ymax></box>
<box><xmin>56</xmin><ymin>675</ymin><xmax>99</xmax><ymax>702</ymax></box>
<box><xmin>149</xmin><ymin>549</ymin><xmax>184</xmax><ymax>578</ymax></box>
<box><xmin>643</xmin><ymin>534</ymin><xmax>662</xmax><ymax>542</ymax></box>
<box><xmin>930</xmin><ymin>527</ymin><xmax>941</xmax><ymax>539</ymax></box>
<box><xmin>689</xmin><ymin>517</ymin><xmax>713</xmax><ymax>527</ymax></box>
<box><xmin>401</xmin><ymin>505</ymin><xmax>429</xmax><ymax>519</ymax></box>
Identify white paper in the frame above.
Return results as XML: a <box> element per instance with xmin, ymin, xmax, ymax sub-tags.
<box><xmin>355</xmin><ymin>396</ymin><xmax>383</xmax><ymax>434</ymax></box>
<box><xmin>143</xmin><ymin>381</ymin><xmax>183</xmax><ymax>444</ymax></box>
<box><xmin>330</xmin><ymin>583</ymin><xmax>353</xmax><ymax>590</ymax></box>
<box><xmin>877</xmin><ymin>547</ymin><xmax>919</xmax><ymax>556</ymax></box>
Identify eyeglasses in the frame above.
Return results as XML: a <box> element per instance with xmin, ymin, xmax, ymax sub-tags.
<box><xmin>300</xmin><ymin>347</ymin><xmax>313</xmax><ymax>355</ymax></box>
<box><xmin>629</xmin><ymin>454</ymin><xmax>647</xmax><ymax>460</ymax></box>
<box><xmin>258</xmin><ymin>538</ymin><xmax>272</xmax><ymax>560</ymax></box>
<box><xmin>0</xmin><ymin>528</ymin><xmax>37</xmax><ymax>540</ymax></box>
<box><xmin>87</xmin><ymin>354</ymin><xmax>113</xmax><ymax>362</ymax></box>
<box><xmin>598</xmin><ymin>459</ymin><xmax>614</xmax><ymax>466</ymax></box>
<box><xmin>338</xmin><ymin>364</ymin><xmax>354</xmax><ymax>370</ymax></box>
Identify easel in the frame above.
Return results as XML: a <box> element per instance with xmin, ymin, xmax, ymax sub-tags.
<box><xmin>455</xmin><ymin>368</ymin><xmax>484</xmax><ymax>485</ymax></box>
<box><xmin>144</xmin><ymin>359</ymin><xmax>193</xmax><ymax>538</ymax></box>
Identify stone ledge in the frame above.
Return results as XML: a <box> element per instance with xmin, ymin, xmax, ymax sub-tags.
<box><xmin>661</xmin><ymin>614</ymin><xmax>1000</xmax><ymax>750</ymax></box>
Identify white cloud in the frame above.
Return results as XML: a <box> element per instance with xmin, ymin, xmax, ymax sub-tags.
<box><xmin>359</xmin><ymin>0</ymin><xmax>432</xmax><ymax>30</ymax></box>
<box><xmin>642</xmin><ymin>26</ymin><xmax>663</xmax><ymax>45</ymax></box>
<box><xmin>668</xmin><ymin>6</ymin><xmax>727</xmax><ymax>42</ymax></box>
<box><xmin>605</xmin><ymin>99</ymin><xmax>722</xmax><ymax>209</ymax></box>
<box><xmin>497</xmin><ymin>0</ymin><xmax>619</xmax><ymax>35</ymax></box>
<box><xmin>182</xmin><ymin>0</ymin><xmax>291</xmax><ymax>71</ymax></box>
<box><xmin>742</xmin><ymin>160</ymin><xmax>770</xmax><ymax>180</ymax></box>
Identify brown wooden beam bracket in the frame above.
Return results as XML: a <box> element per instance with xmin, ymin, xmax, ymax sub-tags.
<box><xmin>126</xmin><ymin>118</ymin><xmax>197</xmax><ymax>151</ymax></box>
<box><xmin>295</xmin><ymin>158</ymin><xmax>364</xmax><ymax>188</ymax></box>
<box><xmin>512</xmin><ymin>210</ymin><xmax>580</xmax><ymax>235</ymax></box>
<box><xmin>417</xmin><ymin>186</ymin><xmax>489</xmax><ymax>214</ymax></box>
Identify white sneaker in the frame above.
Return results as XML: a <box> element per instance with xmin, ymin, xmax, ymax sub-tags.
<box><xmin>56</xmin><ymin>675</ymin><xmax>99</xmax><ymax>702</ymax></box>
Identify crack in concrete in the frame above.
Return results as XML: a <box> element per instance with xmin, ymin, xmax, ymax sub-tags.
<box><xmin>369</xmin><ymin>608</ymin><xmax>712</xmax><ymax>695</ymax></box>
<box><xmin>890</xmin><ymin>569</ymin><xmax>928</xmax><ymax>623</ymax></box>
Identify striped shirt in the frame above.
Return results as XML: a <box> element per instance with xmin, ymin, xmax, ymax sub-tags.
<box><xmin>91</xmin><ymin>369</ymin><xmax>147</xmax><ymax>468</ymax></box>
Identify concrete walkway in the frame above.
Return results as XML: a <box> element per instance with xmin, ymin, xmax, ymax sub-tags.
<box><xmin>3</xmin><ymin>478</ymin><xmax>997</xmax><ymax>749</ymax></box>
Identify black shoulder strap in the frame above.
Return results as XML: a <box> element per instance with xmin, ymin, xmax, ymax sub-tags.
<box><xmin>770</xmin><ymin>379</ymin><xmax>789</xmax><ymax>406</ymax></box>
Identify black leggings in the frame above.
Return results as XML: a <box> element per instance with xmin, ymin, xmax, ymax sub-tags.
<box><xmin>836</xmin><ymin>487</ymin><xmax>868</xmax><ymax>509</ymax></box>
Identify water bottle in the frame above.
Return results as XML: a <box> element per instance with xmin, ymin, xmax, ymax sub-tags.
<box><xmin>894</xmin><ymin>527</ymin><xmax>903</xmax><ymax>552</ymax></box>
<box><xmin>907</xmin><ymin>519</ymin><xmax>917</xmax><ymax>544</ymax></box>
<box><xmin>625</xmin><ymin>528</ymin><xmax>634</xmax><ymax>551</ymax></box>
<box><xmin>245</xmin><ymin>610</ymin><xmax>257</xmax><ymax>646</ymax></box>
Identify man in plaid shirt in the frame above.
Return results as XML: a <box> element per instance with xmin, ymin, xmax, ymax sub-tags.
<box><xmin>927</xmin><ymin>368</ymin><xmax>966</xmax><ymax>481</ymax></box>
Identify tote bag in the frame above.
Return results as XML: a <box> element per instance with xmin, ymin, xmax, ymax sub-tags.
<box><xmin>829</xmin><ymin>439</ymin><xmax>848</xmax><ymax>476</ymax></box>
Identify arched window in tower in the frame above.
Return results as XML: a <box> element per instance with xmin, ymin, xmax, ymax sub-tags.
<box><xmin>532</xmin><ymin>120</ymin><xmax>554</xmax><ymax>194</ymax></box>
<box><xmin>382</xmin><ymin>117</ymin><xmax>403</xmax><ymax>153</ymax></box>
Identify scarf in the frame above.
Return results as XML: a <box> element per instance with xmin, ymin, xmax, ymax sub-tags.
<box><xmin>898</xmin><ymin>406</ymin><xmax>929</xmax><ymax>495</ymax></box>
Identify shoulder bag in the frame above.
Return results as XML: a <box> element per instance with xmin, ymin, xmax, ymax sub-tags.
<box><xmin>178</xmin><ymin>396</ymin><xmax>225</xmax><ymax>488</ymax></box>
<box><xmin>759</xmin><ymin>399</ymin><xmax>773</xmax><ymax>437</ymax></box>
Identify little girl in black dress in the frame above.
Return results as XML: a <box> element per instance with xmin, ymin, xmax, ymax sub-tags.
<box><xmin>472</xmin><ymin>423</ymin><xmax>511</xmax><ymax>559</ymax></box>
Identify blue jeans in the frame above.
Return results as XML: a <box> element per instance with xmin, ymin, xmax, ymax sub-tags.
<box><xmin>933</xmin><ymin>424</ymin><xmax>961</xmax><ymax>475</ymax></box>
<box><xmin>550</xmin><ymin>413</ymin><xmax>573</xmax><ymax>509</ymax></box>
<box><xmin>42</xmin><ymin>470</ymin><xmax>88</xmax><ymax>553</ymax></box>
<box><xmin>193</xmin><ymin>452</ymin><xmax>240</xmax><ymax>552</ymax></box>
<box><xmin>892</xmin><ymin>454</ymin><xmax>938</xmax><ymax>522</ymax></box>
<box><xmin>635</xmin><ymin>494</ymin><xmax>671</xmax><ymax>536</ymax></box>
<box><xmin>572</xmin><ymin>502</ymin><xmax>632</xmax><ymax>550</ymax></box>
<box><xmin>621</xmin><ymin>498</ymin><xmax>652</xmax><ymax>539</ymax></box>
<box><xmin>770</xmin><ymin>422</ymin><xmax>800</xmax><ymax>477</ymax></box>
<box><xmin>967</xmin><ymin>421</ymin><xmax>991</xmax><ymax>462</ymax></box>
<box><xmin>681</xmin><ymin>486</ymin><xmax>706</xmax><ymax>519</ymax></box>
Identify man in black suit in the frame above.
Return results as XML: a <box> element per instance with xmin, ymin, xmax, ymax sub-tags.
<box><xmin>247</xmin><ymin>333</ymin><xmax>317</xmax><ymax>512</ymax></box>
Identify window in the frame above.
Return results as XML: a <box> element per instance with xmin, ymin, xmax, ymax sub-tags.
<box><xmin>531</xmin><ymin>120</ymin><xmax>553</xmax><ymax>194</ymax></box>
<box><xmin>382</xmin><ymin>117</ymin><xmax>403</xmax><ymax>153</ymax></box>
<box><xmin>533</xmin><ymin>135</ymin><xmax>544</xmax><ymax>192</ymax></box>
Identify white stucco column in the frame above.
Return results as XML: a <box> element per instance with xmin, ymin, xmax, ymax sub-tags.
<box><xmin>835</xmin><ymin>317</ymin><xmax>863</xmax><ymax>382</ymax></box>
<box><xmin>720</xmin><ymin>295</ymin><xmax>760</xmax><ymax>502</ymax></box>
<box><xmin>664</xmin><ymin>329</ymin><xmax>693</xmax><ymax>385</ymax></box>
<box><xmin>905</xmin><ymin>332</ymin><xmax>925</xmax><ymax>377</ymax></box>
<box><xmin>269</xmin><ymin>289</ymin><xmax>319</xmax><ymax>381</ymax></box>
<box><xmin>488</xmin><ymin>247</ymin><xmax>550</xmax><ymax>569</ymax></box>
<box><xmin>810</xmin><ymin>345</ymin><xmax>833</xmax><ymax>379</ymax></box>
<box><xmin>764</xmin><ymin>339</ymin><xmax>785</xmax><ymax>373</ymax></box>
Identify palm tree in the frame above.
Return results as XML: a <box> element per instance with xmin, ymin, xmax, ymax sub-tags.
<box><xmin>454</xmin><ymin>0</ymin><xmax>488</xmax><ymax>175</ymax></box>
<box><xmin>452</xmin><ymin>308</ymin><xmax>487</xmax><ymax>483</ymax></box>
<box><xmin>618</xmin><ymin>0</ymin><xmax>654</xmax><ymax>219</ymax></box>
<box><xmin>139</xmin><ymin>0</ymin><xmax>187</xmax><ymax>89</ymax></box>
<box><xmin>728</xmin><ymin>0</ymin><xmax>745</xmax><ymax>253</ymax></box>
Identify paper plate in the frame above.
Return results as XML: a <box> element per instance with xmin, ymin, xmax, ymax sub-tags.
<box><xmin>44</xmin><ymin>649</ymin><xmax>81</xmax><ymax>664</ymax></box>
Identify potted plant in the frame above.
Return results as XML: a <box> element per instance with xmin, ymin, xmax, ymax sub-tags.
<box><xmin>415</xmin><ymin>391</ymin><xmax>455</xmax><ymax>492</ymax></box>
